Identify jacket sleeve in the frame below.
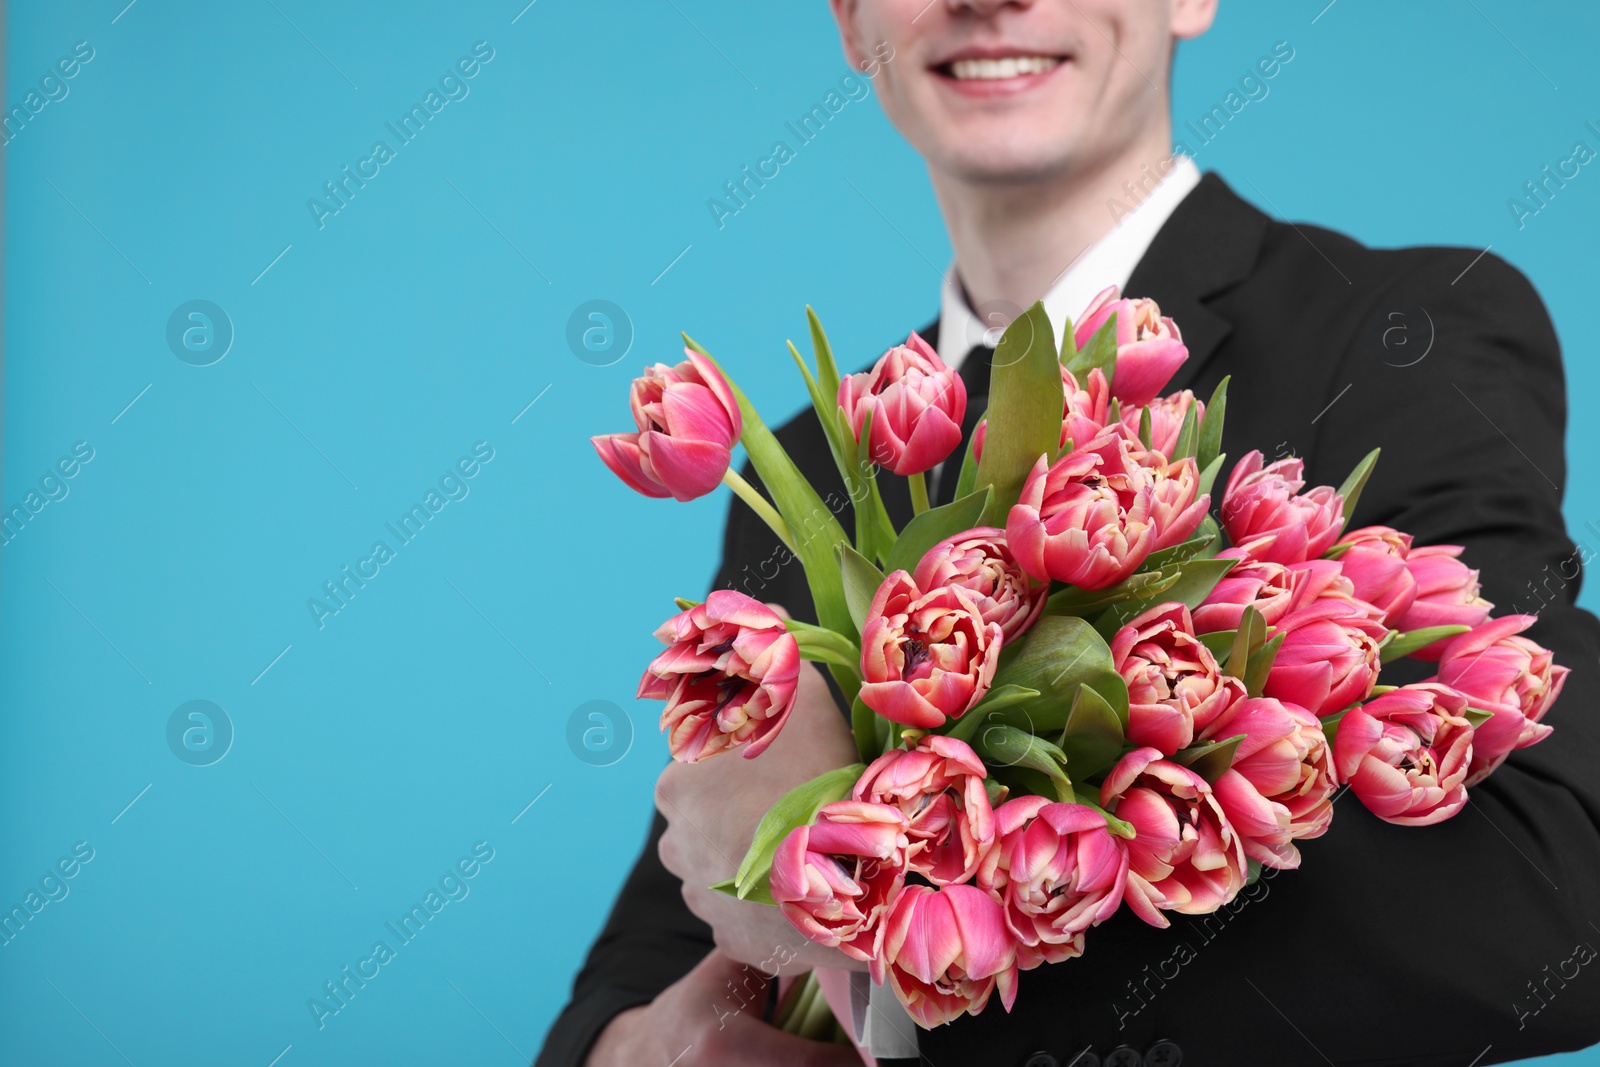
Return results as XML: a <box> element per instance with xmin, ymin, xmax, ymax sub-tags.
<box><xmin>534</xmin><ymin>471</ymin><xmax>762</xmax><ymax>1067</ymax></box>
<box><xmin>1278</xmin><ymin>250</ymin><xmax>1600</xmax><ymax>1062</ymax></box>
<box><xmin>933</xmin><ymin>251</ymin><xmax>1600</xmax><ymax>1067</ymax></box>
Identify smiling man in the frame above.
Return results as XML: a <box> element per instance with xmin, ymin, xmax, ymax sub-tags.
<box><xmin>539</xmin><ymin>1</ymin><xmax>1600</xmax><ymax>1065</ymax></box>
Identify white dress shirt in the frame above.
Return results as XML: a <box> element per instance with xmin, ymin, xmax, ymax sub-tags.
<box><xmin>857</xmin><ymin>158</ymin><xmax>1202</xmax><ymax>1060</ymax></box>
<box><xmin>934</xmin><ymin>155</ymin><xmax>1202</xmax><ymax>369</ymax></box>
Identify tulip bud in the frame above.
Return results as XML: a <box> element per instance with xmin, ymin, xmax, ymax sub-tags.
<box><xmin>591</xmin><ymin>350</ymin><xmax>742</xmax><ymax>501</ymax></box>
<box><xmin>1073</xmin><ymin>286</ymin><xmax>1189</xmax><ymax>407</ymax></box>
<box><xmin>1262</xmin><ymin>600</ymin><xmax>1386</xmax><ymax>716</ymax></box>
<box><xmin>859</xmin><ymin>571</ymin><xmax>1004</xmax><ymax>729</ymax></box>
<box><xmin>1391</xmin><ymin>545</ymin><xmax>1493</xmax><ymax>659</ymax></box>
<box><xmin>1193</xmin><ymin>549</ymin><xmax>1294</xmax><ymax>633</ymax></box>
<box><xmin>1333</xmin><ymin>682</ymin><xmax>1475</xmax><ymax>826</ymax></box>
<box><xmin>637</xmin><ymin>591</ymin><xmax>800</xmax><ymax>762</ymax></box>
<box><xmin>1112</xmin><ymin>602</ymin><xmax>1245</xmax><ymax>756</ymax></box>
<box><xmin>875</xmin><ymin>883</ymin><xmax>1019</xmax><ymax>1028</ymax></box>
<box><xmin>1118</xmin><ymin>390</ymin><xmax>1204</xmax><ymax>457</ymax></box>
<box><xmin>1332</xmin><ymin>526</ymin><xmax>1418</xmax><ymax>627</ymax></box>
<box><xmin>912</xmin><ymin>527</ymin><xmax>1047</xmax><ymax>643</ymax></box>
<box><xmin>1204</xmin><ymin>697</ymin><xmax>1337</xmax><ymax>869</ymax></box>
<box><xmin>1437</xmin><ymin>615</ymin><xmax>1565</xmax><ymax>784</ymax></box>
<box><xmin>1100</xmin><ymin>747</ymin><xmax>1248</xmax><ymax>927</ymax></box>
<box><xmin>771</xmin><ymin>801</ymin><xmax>910</xmax><ymax>963</ymax></box>
<box><xmin>976</xmin><ymin>797</ymin><xmax>1128</xmax><ymax>970</ymax></box>
<box><xmin>1221</xmin><ymin>451</ymin><xmax>1344</xmax><ymax>564</ymax></box>
<box><xmin>853</xmin><ymin>735</ymin><xmax>996</xmax><ymax>886</ymax></box>
<box><xmin>838</xmin><ymin>332</ymin><xmax>966</xmax><ymax>476</ymax></box>
<box><xmin>1005</xmin><ymin>434</ymin><xmax>1159</xmax><ymax>590</ymax></box>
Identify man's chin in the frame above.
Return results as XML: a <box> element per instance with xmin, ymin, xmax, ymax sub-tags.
<box><xmin>927</xmin><ymin>140</ymin><xmax>1087</xmax><ymax>187</ymax></box>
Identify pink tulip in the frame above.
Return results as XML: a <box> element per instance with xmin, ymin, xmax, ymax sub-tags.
<box><xmin>591</xmin><ymin>350</ymin><xmax>742</xmax><ymax>502</ymax></box>
<box><xmin>976</xmin><ymin>797</ymin><xmax>1128</xmax><ymax>969</ymax></box>
<box><xmin>839</xmin><ymin>332</ymin><xmax>966</xmax><ymax>477</ymax></box>
<box><xmin>637</xmin><ymin>591</ymin><xmax>800</xmax><ymax>762</ymax></box>
<box><xmin>853</xmin><ymin>735</ymin><xmax>996</xmax><ymax>886</ymax></box>
<box><xmin>1221</xmin><ymin>451</ymin><xmax>1344</xmax><ymax>564</ymax></box>
<box><xmin>1392</xmin><ymin>545</ymin><xmax>1494</xmax><ymax>659</ymax></box>
<box><xmin>1100</xmin><ymin>747</ymin><xmax>1247</xmax><ymax>928</ymax></box>
<box><xmin>1005</xmin><ymin>434</ymin><xmax>1158</xmax><ymax>590</ymax></box>
<box><xmin>1437</xmin><ymin>615</ymin><xmax>1566</xmax><ymax>784</ymax></box>
<box><xmin>1073</xmin><ymin>286</ymin><xmax>1189</xmax><ymax>407</ymax></box>
<box><xmin>1146</xmin><ymin>453</ymin><xmax>1210</xmax><ymax>552</ymax></box>
<box><xmin>1192</xmin><ymin>550</ymin><xmax>1294</xmax><ymax>633</ymax></box>
<box><xmin>1204</xmin><ymin>697</ymin><xmax>1337</xmax><ymax>868</ymax></box>
<box><xmin>1113</xmin><ymin>602</ymin><xmax>1246</xmax><ymax>756</ymax></box>
<box><xmin>1262</xmin><ymin>600</ymin><xmax>1387</xmax><ymax>716</ymax></box>
<box><xmin>912</xmin><ymin>527</ymin><xmax>1047</xmax><ymax>643</ymax></box>
<box><xmin>1118</xmin><ymin>390</ymin><xmax>1204</xmax><ymax>458</ymax></box>
<box><xmin>874</xmin><ymin>883</ymin><xmax>1019</xmax><ymax>1028</ymax></box>
<box><xmin>1333</xmin><ymin>526</ymin><xmax>1418</xmax><ymax>627</ymax></box>
<box><xmin>859</xmin><ymin>571</ymin><xmax>1004</xmax><ymax>729</ymax></box>
<box><xmin>771</xmin><ymin>801</ymin><xmax>910</xmax><ymax>964</ymax></box>
<box><xmin>1334</xmin><ymin>683</ymin><xmax>1475</xmax><ymax>826</ymax></box>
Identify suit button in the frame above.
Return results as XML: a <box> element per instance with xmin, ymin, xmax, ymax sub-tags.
<box><xmin>1146</xmin><ymin>1040</ymin><xmax>1183</xmax><ymax>1067</ymax></box>
<box><xmin>1064</xmin><ymin>1051</ymin><xmax>1100</xmax><ymax>1067</ymax></box>
<box><xmin>1022</xmin><ymin>1054</ymin><xmax>1059</xmax><ymax>1067</ymax></box>
<box><xmin>1105</xmin><ymin>1048</ymin><xmax>1143</xmax><ymax>1067</ymax></box>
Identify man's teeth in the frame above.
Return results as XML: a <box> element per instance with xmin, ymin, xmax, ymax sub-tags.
<box><xmin>948</xmin><ymin>56</ymin><xmax>1060</xmax><ymax>80</ymax></box>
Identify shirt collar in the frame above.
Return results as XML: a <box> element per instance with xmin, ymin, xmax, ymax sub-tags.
<box><xmin>935</xmin><ymin>156</ymin><xmax>1202</xmax><ymax>370</ymax></box>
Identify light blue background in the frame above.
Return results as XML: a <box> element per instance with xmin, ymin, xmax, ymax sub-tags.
<box><xmin>3</xmin><ymin>1</ymin><xmax>1596</xmax><ymax>1064</ymax></box>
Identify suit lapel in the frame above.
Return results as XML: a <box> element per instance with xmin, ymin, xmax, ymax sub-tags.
<box><xmin>1124</xmin><ymin>172</ymin><xmax>1269</xmax><ymax>394</ymax></box>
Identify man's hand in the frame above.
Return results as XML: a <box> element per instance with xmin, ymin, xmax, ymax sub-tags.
<box><xmin>585</xmin><ymin>950</ymin><xmax>860</xmax><ymax>1066</ymax></box>
<box><xmin>655</xmin><ymin>621</ymin><xmax>865</xmax><ymax>975</ymax></box>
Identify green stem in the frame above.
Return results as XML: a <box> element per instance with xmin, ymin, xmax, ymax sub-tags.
<box><xmin>796</xmin><ymin>971</ymin><xmax>840</xmax><ymax>1040</ymax></box>
<box><xmin>723</xmin><ymin>469</ymin><xmax>796</xmax><ymax>553</ymax></box>
<box><xmin>908</xmin><ymin>470</ymin><xmax>930</xmax><ymax>516</ymax></box>
<box><xmin>775</xmin><ymin>971</ymin><xmax>819</xmax><ymax>1034</ymax></box>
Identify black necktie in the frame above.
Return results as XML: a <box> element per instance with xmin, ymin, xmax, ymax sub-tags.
<box><xmin>932</xmin><ymin>343</ymin><xmax>994</xmax><ymax>507</ymax></box>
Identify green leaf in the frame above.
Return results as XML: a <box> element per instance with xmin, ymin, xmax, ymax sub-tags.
<box><xmin>730</xmin><ymin>763</ymin><xmax>865</xmax><ymax>902</ymax></box>
<box><xmin>790</xmin><ymin>625</ymin><xmax>862</xmax><ymax>673</ymax></box>
<box><xmin>1063</xmin><ymin>312</ymin><xmax>1118</xmax><ymax>388</ymax></box>
<box><xmin>1093</xmin><ymin>557</ymin><xmax>1239</xmax><ymax>636</ymax></box>
<box><xmin>1242</xmin><ymin>633</ymin><xmax>1285</xmax><ymax>698</ymax></box>
<box><xmin>807</xmin><ymin>306</ymin><xmax>842</xmax><ymax>403</ymax></box>
<box><xmin>942</xmin><ymin>685</ymin><xmax>1043</xmax><ymax>743</ymax></box>
<box><xmin>1226</xmin><ymin>605</ymin><xmax>1266</xmax><ymax>680</ymax></box>
<box><xmin>973</xmin><ymin>302</ymin><xmax>1063</xmax><ymax>527</ymax></box>
<box><xmin>1197</xmin><ymin>452</ymin><xmax>1227</xmax><ymax>501</ymax></box>
<box><xmin>883</xmin><ymin>486</ymin><xmax>993</xmax><ymax>576</ymax></box>
<box><xmin>952</xmin><ymin>404</ymin><xmax>985</xmax><ymax>504</ymax></box>
<box><xmin>1200</xmin><ymin>629</ymin><xmax>1236</xmax><ymax>658</ymax></box>
<box><xmin>1463</xmin><ymin>705</ymin><xmax>1496</xmax><ymax>730</ymax></box>
<box><xmin>1175</xmin><ymin>733</ymin><xmax>1246</xmax><ymax>783</ymax></box>
<box><xmin>1334</xmin><ymin>447</ymin><xmax>1381</xmax><ymax>533</ymax></box>
<box><xmin>1320</xmin><ymin>706</ymin><xmax>1353</xmax><ymax>746</ymax></box>
<box><xmin>1170</xmin><ymin>398</ymin><xmax>1200</xmax><ymax>462</ymax></box>
<box><xmin>1045</xmin><ymin>570</ymin><xmax>1181</xmax><ymax>618</ymax></box>
<box><xmin>1137</xmin><ymin>406</ymin><xmax>1153</xmax><ymax>451</ymax></box>
<box><xmin>836</xmin><ymin>542</ymin><xmax>887</xmax><ymax>634</ymax></box>
<box><xmin>689</xmin><ymin>335</ymin><xmax>856</xmax><ymax>668</ymax></box>
<box><xmin>972</xmin><ymin>724</ymin><xmax>1075</xmax><ymax>803</ymax></box>
<box><xmin>990</xmin><ymin>616</ymin><xmax>1129</xmax><ymax>730</ymax></box>
<box><xmin>852</xmin><ymin>694</ymin><xmax>884</xmax><ymax>764</ymax></box>
<box><xmin>673</xmin><ymin>597</ymin><xmax>701</xmax><ymax>611</ymax></box>
<box><xmin>848</xmin><ymin>406</ymin><xmax>899</xmax><ymax>567</ymax></box>
<box><xmin>1142</xmin><ymin>533</ymin><xmax>1214</xmax><ymax>572</ymax></box>
<box><xmin>1058</xmin><ymin>684</ymin><xmax>1125</xmax><ymax>781</ymax></box>
<box><xmin>1196</xmin><ymin>376</ymin><xmax>1230</xmax><ymax>473</ymax></box>
<box><xmin>1381</xmin><ymin>624</ymin><xmax>1471</xmax><ymax>662</ymax></box>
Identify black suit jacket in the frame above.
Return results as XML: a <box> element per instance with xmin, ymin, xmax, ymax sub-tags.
<box><xmin>538</xmin><ymin>174</ymin><xmax>1600</xmax><ymax>1067</ymax></box>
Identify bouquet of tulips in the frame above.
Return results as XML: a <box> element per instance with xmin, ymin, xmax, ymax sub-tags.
<box><xmin>591</xmin><ymin>288</ymin><xmax>1568</xmax><ymax>1032</ymax></box>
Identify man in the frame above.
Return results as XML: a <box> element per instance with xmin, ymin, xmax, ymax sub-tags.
<box><xmin>541</xmin><ymin>0</ymin><xmax>1600</xmax><ymax>1064</ymax></box>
